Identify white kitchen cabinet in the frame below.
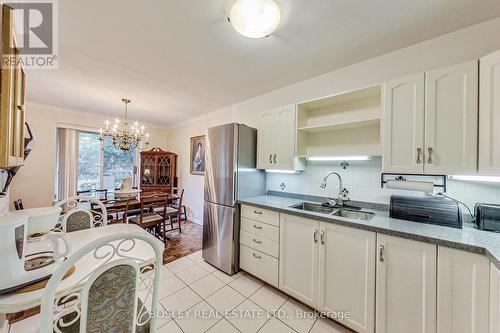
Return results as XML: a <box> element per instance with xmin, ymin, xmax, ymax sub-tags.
<box><xmin>376</xmin><ymin>234</ymin><xmax>437</xmax><ymax>333</ymax></box>
<box><xmin>279</xmin><ymin>214</ymin><xmax>319</xmax><ymax>307</ymax></box>
<box><xmin>424</xmin><ymin>61</ymin><xmax>478</xmax><ymax>174</ymax></box>
<box><xmin>382</xmin><ymin>73</ymin><xmax>425</xmax><ymax>173</ymax></box>
<box><xmin>437</xmin><ymin>246</ymin><xmax>489</xmax><ymax>333</ymax></box>
<box><xmin>479</xmin><ymin>49</ymin><xmax>500</xmax><ymax>175</ymax></box>
<box><xmin>257</xmin><ymin>104</ymin><xmax>297</xmax><ymax>170</ymax></box>
<box><xmin>491</xmin><ymin>263</ymin><xmax>500</xmax><ymax>333</ymax></box>
<box><xmin>317</xmin><ymin>223</ymin><xmax>376</xmax><ymax>333</ymax></box>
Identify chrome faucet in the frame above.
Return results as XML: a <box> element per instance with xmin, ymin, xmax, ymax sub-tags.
<box><xmin>320</xmin><ymin>171</ymin><xmax>350</xmax><ymax>207</ymax></box>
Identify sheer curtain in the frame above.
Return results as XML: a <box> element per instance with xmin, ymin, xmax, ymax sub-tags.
<box><xmin>57</xmin><ymin>128</ymin><xmax>79</xmax><ymax>201</ymax></box>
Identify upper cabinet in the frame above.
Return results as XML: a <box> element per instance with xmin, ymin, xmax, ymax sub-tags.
<box><xmin>382</xmin><ymin>60</ymin><xmax>478</xmax><ymax>174</ymax></box>
<box><xmin>257</xmin><ymin>104</ymin><xmax>298</xmax><ymax>170</ymax></box>
<box><xmin>0</xmin><ymin>5</ymin><xmax>26</xmax><ymax>168</ymax></box>
<box><xmin>479</xmin><ymin>49</ymin><xmax>500</xmax><ymax>175</ymax></box>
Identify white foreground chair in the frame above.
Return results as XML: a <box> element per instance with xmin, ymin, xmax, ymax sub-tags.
<box><xmin>56</xmin><ymin>196</ymin><xmax>108</xmax><ymax>233</ymax></box>
<box><xmin>39</xmin><ymin>231</ymin><xmax>164</xmax><ymax>333</ymax></box>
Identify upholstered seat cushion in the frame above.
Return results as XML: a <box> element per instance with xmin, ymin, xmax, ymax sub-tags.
<box><xmin>164</xmin><ymin>207</ymin><xmax>177</xmax><ymax>214</ymax></box>
<box><xmin>129</xmin><ymin>214</ymin><xmax>163</xmax><ymax>224</ymax></box>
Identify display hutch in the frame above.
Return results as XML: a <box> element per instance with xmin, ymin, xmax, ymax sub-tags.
<box><xmin>140</xmin><ymin>148</ymin><xmax>177</xmax><ymax>193</ymax></box>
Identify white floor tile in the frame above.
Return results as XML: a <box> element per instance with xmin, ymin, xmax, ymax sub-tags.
<box><xmin>160</xmin><ymin>286</ymin><xmax>202</xmax><ymax>315</ymax></box>
<box><xmin>212</xmin><ymin>269</ymin><xmax>243</xmax><ymax>284</ymax></box>
<box><xmin>161</xmin><ymin>265</ymin><xmax>174</xmax><ymax>280</ymax></box>
<box><xmin>205</xmin><ymin>285</ymin><xmax>246</xmax><ymax>316</ymax></box>
<box><xmin>205</xmin><ymin>318</ymin><xmax>240</xmax><ymax>333</ymax></box>
<box><xmin>159</xmin><ymin>275</ymin><xmax>186</xmax><ymax>300</ymax></box>
<box><xmin>249</xmin><ymin>285</ymin><xmax>288</xmax><ymax>313</ymax></box>
<box><xmin>9</xmin><ymin>313</ymin><xmax>40</xmax><ymax>333</ymax></box>
<box><xmin>260</xmin><ymin>318</ymin><xmax>296</xmax><ymax>333</ymax></box>
<box><xmin>229</xmin><ymin>274</ymin><xmax>264</xmax><ymax>297</ymax></box>
<box><xmin>310</xmin><ymin>318</ymin><xmax>351</xmax><ymax>333</ymax></box>
<box><xmin>175</xmin><ymin>264</ymin><xmax>209</xmax><ymax>285</ymax></box>
<box><xmin>166</xmin><ymin>256</ymin><xmax>196</xmax><ymax>274</ymax></box>
<box><xmin>174</xmin><ymin>301</ymin><xmax>222</xmax><ymax>333</ymax></box>
<box><xmin>190</xmin><ymin>273</ymin><xmax>226</xmax><ymax>299</ymax></box>
<box><xmin>196</xmin><ymin>260</ymin><xmax>218</xmax><ymax>273</ymax></box>
<box><xmin>279</xmin><ymin>299</ymin><xmax>317</xmax><ymax>333</ymax></box>
<box><xmin>187</xmin><ymin>250</ymin><xmax>204</xmax><ymax>263</ymax></box>
<box><xmin>226</xmin><ymin>299</ymin><xmax>269</xmax><ymax>333</ymax></box>
<box><xmin>157</xmin><ymin>319</ymin><xmax>183</xmax><ymax>333</ymax></box>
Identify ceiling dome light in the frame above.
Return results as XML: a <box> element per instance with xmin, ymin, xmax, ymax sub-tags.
<box><xmin>229</xmin><ymin>0</ymin><xmax>281</xmax><ymax>39</ymax></box>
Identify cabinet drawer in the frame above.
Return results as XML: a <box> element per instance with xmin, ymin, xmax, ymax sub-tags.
<box><xmin>240</xmin><ymin>244</ymin><xmax>278</xmax><ymax>287</ymax></box>
<box><xmin>240</xmin><ymin>230</ymin><xmax>279</xmax><ymax>258</ymax></box>
<box><xmin>241</xmin><ymin>205</ymin><xmax>279</xmax><ymax>226</ymax></box>
<box><xmin>241</xmin><ymin>218</ymin><xmax>279</xmax><ymax>242</ymax></box>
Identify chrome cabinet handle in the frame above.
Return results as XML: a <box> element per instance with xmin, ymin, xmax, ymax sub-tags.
<box><xmin>379</xmin><ymin>244</ymin><xmax>385</xmax><ymax>262</ymax></box>
<box><xmin>320</xmin><ymin>231</ymin><xmax>325</xmax><ymax>245</ymax></box>
<box><xmin>269</xmin><ymin>154</ymin><xmax>272</xmax><ymax>164</ymax></box>
<box><xmin>427</xmin><ymin>147</ymin><xmax>433</xmax><ymax>164</ymax></box>
<box><xmin>253</xmin><ymin>210</ymin><xmax>263</xmax><ymax>215</ymax></box>
<box><xmin>253</xmin><ymin>253</ymin><xmax>262</xmax><ymax>259</ymax></box>
<box><xmin>273</xmin><ymin>154</ymin><xmax>277</xmax><ymax>164</ymax></box>
<box><xmin>313</xmin><ymin>229</ymin><xmax>318</xmax><ymax>243</ymax></box>
<box><xmin>253</xmin><ymin>224</ymin><xmax>263</xmax><ymax>230</ymax></box>
<box><xmin>253</xmin><ymin>238</ymin><xmax>262</xmax><ymax>244</ymax></box>
<box><xmin>416</xmin><ymin>148</ymin><xmax>422</xmax><ymax>164</ymax></box>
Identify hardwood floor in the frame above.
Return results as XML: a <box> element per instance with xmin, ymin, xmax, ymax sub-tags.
<box><xmin>163</xmin><ymin>220</ymin><xmax>202</xmax><ymax>264</ymax></box>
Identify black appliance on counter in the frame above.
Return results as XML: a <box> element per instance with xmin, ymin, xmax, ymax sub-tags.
<box><xmin>475</xmin><ymin>203</ymin><xmax>500</xmax><ymax>232</ymax></box>
<box><xmin>390</xmin><ymin>195</ymin><xmax>462</xmax><ymax>229</ymax></box>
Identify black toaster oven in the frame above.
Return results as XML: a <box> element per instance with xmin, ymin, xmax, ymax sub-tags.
<box><xmin>390</xmin><ymin>195</ymin><xmax>462</xmax><ymax>229</ymax></box>
<box><xmin>475</xmin><ymin>203</ymin><xmax>500</xmax><ymax>232</ymax></box>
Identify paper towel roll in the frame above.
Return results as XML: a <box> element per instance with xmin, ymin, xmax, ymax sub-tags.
<box><xmin>386</xmin><ymin>180</ymin><xmax>434</xmax><ymax>193</ymax></box>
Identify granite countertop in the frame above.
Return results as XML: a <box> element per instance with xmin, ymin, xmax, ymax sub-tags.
<box><xmin>239</xmin><ymin>194</ymin><xmax>500</xmax><ymax>269</ymax></box>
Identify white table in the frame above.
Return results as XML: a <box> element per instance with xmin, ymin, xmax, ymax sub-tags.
<box><xmin>0</xmin><ymin>224</ymin><xmax>159</xmax><ymax>332</ymax></box>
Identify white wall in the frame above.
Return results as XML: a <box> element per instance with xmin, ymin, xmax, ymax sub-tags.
<box><xmin>8</xmin><ymin>102</ymin><xmax>168</xmax><ymax>209</ymax></box>
<box><xmin>167</xmin><ymin>17</ymin><xmax>500</xmax><ymax>224</ymax></box>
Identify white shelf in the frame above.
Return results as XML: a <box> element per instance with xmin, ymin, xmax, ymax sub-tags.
<box><xmin>298</xmin><ymin>117</ymin><xmax>380</xmax><ymax>133</ymax></box>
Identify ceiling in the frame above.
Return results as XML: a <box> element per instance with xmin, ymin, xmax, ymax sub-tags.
<box><xmin>27</xmin><ymin>0</ymin><xmax>500</xmax><ymax>126</ymax></box>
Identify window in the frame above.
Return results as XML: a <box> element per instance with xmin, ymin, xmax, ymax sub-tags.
<box><xmin>77</xmin><ymin>131</ymin><xmax>136</xmax><ymax>191</ymax></box>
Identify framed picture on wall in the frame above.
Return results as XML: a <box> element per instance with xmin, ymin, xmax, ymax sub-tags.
<box><xmin>190</xmin><ymin>135</ymin><xmax>206</xmax><ymax>175</ymax></box>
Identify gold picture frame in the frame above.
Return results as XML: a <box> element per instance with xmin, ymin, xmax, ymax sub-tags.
<box><xmin>190</xmin><ymin>135</ymin><xmax>206</xmax><ymax>175</ymax></box>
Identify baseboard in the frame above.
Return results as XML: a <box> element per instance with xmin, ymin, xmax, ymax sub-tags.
<box><xmin>190</xmin><ymin>217</ymin><xmax>202</xmax><ymax>225</ymax></box>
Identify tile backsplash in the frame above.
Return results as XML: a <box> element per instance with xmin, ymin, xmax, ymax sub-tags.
<box><xmin>266</xmin><ymin>157</ymin><xmax>500</xmax><ymax>211</ymax></box>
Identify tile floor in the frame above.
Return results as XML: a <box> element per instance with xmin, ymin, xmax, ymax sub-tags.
<box><xmin>9</xmin><ymin>250</ymin><xmax>352</xmax><ymax>333</ymax></box>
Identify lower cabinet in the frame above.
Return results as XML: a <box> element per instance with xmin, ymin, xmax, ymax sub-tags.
<box><xmin>279</xmin><ymin>214</ymin><xmax>319</xmax><ymax>307</ymax></box>
<box><xmin>491</xmin><ymin>263</ymin><xmax>500</xmax><ymax>333</ymax></box>
<box><xmin>317</xmin><ymin>223</ymin><xmax>376</xmax><ymax>333</ymax></box>
<box><xmin>376</xmin><ymin>234</ymin><xmax>437</xmax><ymax>333</ymax></box>
<box><xmin>437</xmin><ymin>246</ymin><xmax>490</xmax><ymax>333</ymax></box>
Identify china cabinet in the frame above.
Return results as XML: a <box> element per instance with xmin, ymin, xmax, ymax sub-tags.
<box><xmin>140</xmin><ymin>148</ymin><xmax>176</xmax><ymax>193</ymax></box>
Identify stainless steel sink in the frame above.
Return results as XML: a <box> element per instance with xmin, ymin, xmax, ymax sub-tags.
<box><xmin>289</xmin><ymin>202</ymin><xmax>336</xmax><ymax>214</ymax></box>
<box><xmin>331</xmin><ymin>209</ymin><xmax>375</xmax><ymax>221</ymax></box>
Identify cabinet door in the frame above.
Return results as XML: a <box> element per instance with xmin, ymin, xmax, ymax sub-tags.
<box><xmin>376</xmin><ymin>234</ymin><xmax>437</xmax><ymax>333</ymax></box>
<box><xmin>437</xmin><ymin>246</ymin><xmax>489</xmax><ymax>333</ymax></box>
<box><xmin>273</xmin><ymin>104</ymin><xmax>297</xmax><ymax>169</ymax></box>
<box><xmin>491</xmin><ymin>263</ymin><xmax>500</xmax><ymax>333</ymax></box>
<box><xmin>257</xmin><ymin>110</ymin><xmax>275</xmax><ymax>169</ymax></box>
<box><xmin>424</xmin><ymin>61</ymin><xmax>478</xmax><ymax>174</ymax></box>
<box><xmin>479</xmin><ymin>49</ymin><xmax>500</xmax><ymax>175</ymax></box>
<box><xmin>318</xmin><ymin>223</ymin><xmax>375</xmax><ymax>333</ymax></box>
<box><xmin>279</xmin><ymin>214</ymin><xmax>319</xmax><ymax>307</ymax></box>
<box><xmin>382</xmin><ymin>73</ymin><xmax>425</xmax><ymax>173</ymax></box>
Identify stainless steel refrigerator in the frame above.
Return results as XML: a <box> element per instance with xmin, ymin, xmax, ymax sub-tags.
<box><xmin>202</xmin><ymin>123</ymin><xmax>265</xmax><ymax>275</ymax></box>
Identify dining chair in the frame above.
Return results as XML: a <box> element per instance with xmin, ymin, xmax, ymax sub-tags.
<box><xmin>39</xmin><ymin>231</ymin><xmax>165</xmax><ymax>333</ymax></box>
<box><xmin>55</xmin><ymin>196</ymin><xmax>108</xmax><ymax>233</ymax></box>
<box><xmin>128</xmin><ymin>194</ymin><xmax>169</xmax><ymax>244</ymax></box>
<box><xmin>76</xmin><ymin>189</ymin><xmax>93</xmax><ymax>197</ymax></box>
<box><xmin>105</xmin><ymin>198</ymin><xmax>130</xmax><ymax>224</ymax></box>
<box><xmin>171</xmin><ymin>189</ymin><xmax>186</xmax><ymax>222</ymax></box>
<box><xmin>94</xmin><ymin>189</ymin><xmax>108</xmax><ymax>200</ymax></box>
<box><xmin>13</xmin><ymin>199</ymin><xmax>24</xmax><ymax>211</ymax></box>
<box><xmin>164</xmin><ymin>188</ymin><xmax>184</xmax><ymax>233</ymax></box>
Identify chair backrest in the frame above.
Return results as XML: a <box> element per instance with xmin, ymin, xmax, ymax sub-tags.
<box><xmin>13</xmin><ymin>199</ymin><xmax>24</xmax><ymax>211</ymax></box>
<box><xmin>138</xmin><ymin>193</ymin><xmax>169</xmax><ymax>225</ymax></box>
<box><xmin>55</xmin><ymin>196</ymin><xmax>108</xmax><ymax>233</ymax></box>
<box><xmin>94</xmin><ymin>189</ymin><xmax>108</xmax><ymax>200</ymax></box>
<box><xmin>106</xmin><ymin>199</ymin><xmax>130</xmax><ymax>224</ymax></box>
<box><xmin>39</xmin><ymin>231</ymin><xmax>165</xmax><ymax>333</ymax></box>
<box><xmin>76</xmin><ymin>189</ymin><xmax>93</xmax><ymax>196</ymax></box>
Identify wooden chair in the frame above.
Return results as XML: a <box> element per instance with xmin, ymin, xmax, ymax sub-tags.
<box><xmin>172</xmin><ymin>188</ymin><xmax>187</xmax><ymax>221</ymax></box>
<box><xmin>13</xmin><ymin>199</ymin><xmax>24</xmax><ymax>211</ymax></box>
<box><xmin>105</xmin><ymin>198</ymin><xmax>130</xmax><ymax>224</ymax></box>
<box><xmin>94</xmin><ymin>189</ymin><xmax>108</xmax><ymax>200</ymax></box>
<box><xmin>39</xmin><ymin>232</ymin><xmax>164</xmax><ymax>333</ymax></box>
<box><xmin>164</xmin><ymin>188</ymin><xmax>184</xmax><ymax>233</ymax></box>
<box><xmin>129</xmin><ymin>194</ymin><xmax>169</xmax><ymax>244</ymax></box>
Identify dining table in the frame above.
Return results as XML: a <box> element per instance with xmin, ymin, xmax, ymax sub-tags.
<box><xmin>0</xmin><ymin>224</ymin><xmax>162</xmax><ymax>333</ymax></box>
<box><xmin>103</xmin><ymin>191</ymin><xmax>179</xmax><ymax>211</ymax></box>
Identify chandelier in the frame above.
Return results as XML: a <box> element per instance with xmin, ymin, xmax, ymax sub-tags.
<box><xmin>99</xmin><ymin>98</ymin><xmax>150</xmax><ymax>151</ymax></box>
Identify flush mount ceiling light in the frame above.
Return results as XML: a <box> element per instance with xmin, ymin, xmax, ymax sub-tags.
<box><xmin>228</xmin><ymin>0</ymin><xmax>281</xmax><ymax>38</ymax></box>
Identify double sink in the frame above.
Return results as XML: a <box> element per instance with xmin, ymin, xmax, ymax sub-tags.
<box><xmin>289</xmin><ymin>202</ymin><xmax>375</xmax><ymax>221</ymax></box>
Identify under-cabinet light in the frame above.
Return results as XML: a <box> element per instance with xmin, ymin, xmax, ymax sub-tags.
<box><xmin>265</xmin><ymin>169</ymin><xmax>298</xmax><ymax>174</ymax></box>
<box><xmin>307</xmin><ymin>156</ymin><xmax>371</xmax><ymax>161</ymax></box>
<box><xmin>449</xmin><ymin>175</ymin><xmax>500</xmax><ymax>183</ymax></box>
